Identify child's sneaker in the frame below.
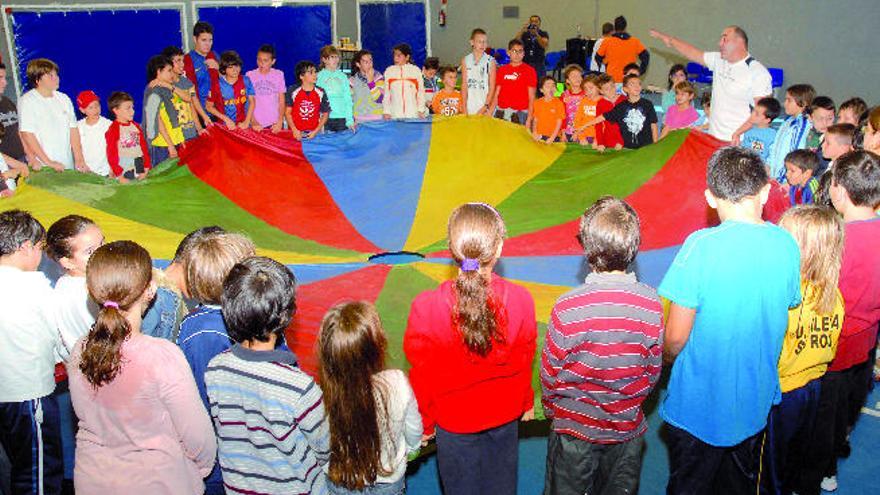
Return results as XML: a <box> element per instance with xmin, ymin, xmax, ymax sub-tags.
<box><xmin>820</xmin><ymin>475</ymin><xmax>838</xmax><ymax>492</ymax></box>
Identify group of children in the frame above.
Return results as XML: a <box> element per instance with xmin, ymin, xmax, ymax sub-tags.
<box><xmin>2</xmin><ymin>143</ymin><xmax>879</xmax><ymax>495</ymax></box>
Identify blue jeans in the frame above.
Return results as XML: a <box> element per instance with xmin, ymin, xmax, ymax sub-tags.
<box><xmin>142</xmin><ymin>286</ymin><xmax>184</xmax><ymax>342</ymax></box>
<box><xmin>436</xmin><ymin>420</ymin><xmax>519</xmax><ymax>495</ymax></box>
<box><xmin>328</xmin><ymin>476</ymin><xmax>405</xmax><ymax>495</ymax></box>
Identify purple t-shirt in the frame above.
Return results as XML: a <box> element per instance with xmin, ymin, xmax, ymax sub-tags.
<box><xmin>663</xmin><ymin>104</ymin><xmax>700</xmax><ymax>130</ymax></box>
<box><xmin>245</xmin><ymin>68</ymin><xmax>286</xmax><ymax>127</ymax></box>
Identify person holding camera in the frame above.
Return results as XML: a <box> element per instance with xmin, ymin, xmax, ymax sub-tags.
<box><xmin>517</xmin><ymin>15</ymin><xmax>550</xmax><ymax>77</ymax></box>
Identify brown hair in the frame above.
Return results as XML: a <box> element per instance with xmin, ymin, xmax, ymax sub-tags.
<box><xmin>825</xmin><ymin>123</ymin><xmax>856</xmax><ymax>146</ymax></box>
<box><xmin>778</xmin><ymin>206</ymin><xmax>844</xmax><ymax>314</ymax></box>
<box><xmin>318</xmin><ymin>301</ymin><xmax>392</xmax><ymax>490</ymax></box>
<box><xmin>563</xmin><ymin>64</ymin><xmax>583</xmax><ymax>88</ymax></box>
<box><xmin>595</xmin><ymin>73</ymin><xmax>614</xmax><ymax>88</ymax></box>
<box><xmin>786</xmin><ymin>84</ymin><xmax>816</xmax><ymax>112</ymax></box>
<box><xmin>470</xmin><ymin>28</ymin><xmax>487</xmax><ymax>39</ymax></box>
<box><xmin>447</xmin><ymin>203</ymin><xmax>507</xmax><ymax>356</ymax></box>
<box><xmin>320</xmin><ymin>45</ymin><xmax>340</xmax><ymax>65</ymax></box>
<box><xmin>673</xmin><ymin>80</ymin><xmax>695</xmax><ymax>96</ymax></box>
<box><xmin>26</xmin><ymin>58</ymin><xmax>58</xmax><ymax>88</ymax></box>
<box><xmin>581</xmin><ymin>74</ymin><xmax>600</xmax><ymax>91</ymax></box>
<box><xmin>352</xmin><ymin>49</ymin><xmax>372</xmax><ymax>72</ymax></box>
<box><xmin>107</xmin><ymin>91</ymin><xmax>133</xmax><ymax>111</ymax></box>
<box><xmin>184</xmin><ymin>232</ymin><xmax>255</xmax><ymax>304</ymax></box>
<box><xmin>46</xmin><ymin>215</ymin><xmax>97</xmax><ymax>261</ymax></box>
<box><xmin>839</xmin><ymin>97</ymin><xmax>868</xmax><ymax>119</ymax></box>
<box><xmin>578</xmin><ymin>196</ymin><xmax>640</xmax><ymax>272</ymax></box>
<box><xmin>79</xmin><ymin>241</ymin><xmax>152</xmax><ymax>387</ymax></box>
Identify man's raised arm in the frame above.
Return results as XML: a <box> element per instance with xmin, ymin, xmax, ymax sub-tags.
<box><xmin>650</xmin><ymin>29</ymin><xmax>705</xmax><ymax>64</ymax></box>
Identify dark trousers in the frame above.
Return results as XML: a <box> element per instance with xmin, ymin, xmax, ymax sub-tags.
<box><xmin>665</xmin><ymin>423</ymin><xmax>765</xmax><ymax>495</ymax></box>
<box><xmin>763</xmin><ymin>379</ymin><xmax>820</xmax><ymax>495</ymax></box>
<box><xmin>148</xmin><ymin>145</ymin><xmax>170</xmax><ymax>167</ymax></box>
<box><xmin>0</xmin><ymin>395</ymin><xmax>63</xmax><ymax>495</ymax></box>
<box><xmin>435</xmin><ymin>420</ymin><xmax>518</xmax><ymax>495</ymax></box>
<box><xmin>803</xmin><ymin>359</ymin><xmax>872</xmax><ymax>491</ymax></box>
<box><xmin>325</xmin><ymin>118</ymin><xmax>348</xmax><ymax>132</ymax></box>
<box><xmin>544</xmin><ymin>430</ymin><xmax>643</xmax><ymax>495</ymax></box>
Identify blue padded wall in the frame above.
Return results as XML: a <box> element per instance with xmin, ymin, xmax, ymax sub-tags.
<box><xmin>196</xmin><ymin>4</ymin><xmax>332</xmax><ymax>85</ymax></box>
<box><xmin>10</xmin><ymin>9</ymin><xmax>183</xmax><ymax>120</ymax></box>
<box><xmin>359</xmin><ymin>2</ymin><xmax>427</xmax><ymax>72</ymax></box>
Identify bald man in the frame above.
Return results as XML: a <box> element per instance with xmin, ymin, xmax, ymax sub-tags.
<box><xmin>651</xmin><ymin>26</ymin><xmax>772</xmax><ymax>142</ymax></box>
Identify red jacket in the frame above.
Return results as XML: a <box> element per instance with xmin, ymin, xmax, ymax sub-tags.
<box><xmin>596</xmin><ymin>95</ymin><xmax>625</xmax><ymax>147</ymax></box>
<box><xmin>104</xmin><ymin>120</ymin><xmax>151</xmax><ymax>177</ymax></box>
<box><xmin>404</xmin><ymin>274</ymin><xmax>536</xmax><ymax>435</ymax></box>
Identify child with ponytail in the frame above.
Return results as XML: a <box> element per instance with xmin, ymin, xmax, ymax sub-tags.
<box><xmin>768</xmin><ymin>206</ymin><xmax>845</xmax><ymax>494</ymax></box>
<box><xmin>319</xmin><ymin>301</ymin><xmax>422</xmax><ymax>494</ymax></box>
<box><xmin>404</xmin><ymin>203</ymin><xmax>537</xmax><ymax>495</ymax></box>
<box><xmin>67</xmin><ymin>240</ymin><xmax>215</xmax><ymax>494</ymax></box>
<box><xmin>47</xmin><ymin>214</ymin><xmax>104</xmax><ymax>360</ymax></box>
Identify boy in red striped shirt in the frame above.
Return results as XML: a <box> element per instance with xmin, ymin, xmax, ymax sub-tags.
<box><xmin>541</xmin><ymin>196</ymin><xmax>663</xmax><ymax>495</ymax></box>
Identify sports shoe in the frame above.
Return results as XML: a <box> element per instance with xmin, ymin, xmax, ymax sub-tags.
<box><xmin>820</xmin><ymin>476</ymin><xmax>838</xmax><ymax>492</ymax></box>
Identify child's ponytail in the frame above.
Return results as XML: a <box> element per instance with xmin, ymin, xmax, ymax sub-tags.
<box><xmin>79</xmin><ymin>240</ymin><xmax>153</xmax><ymax>388</ymax></box>
<box><xmin>447</xmin><ymin>203</ymin><xmax>507</xmax><ymax>356</ymax></box>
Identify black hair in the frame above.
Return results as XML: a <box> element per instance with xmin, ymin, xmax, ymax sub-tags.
<box><xmin>706</xmin><ymin>146</ymin><xmax>768</xmax><ymax>202</ymax></box>
<box><xmin>614</xmin><ymin>15</ymin><xmax>627</xmax><ymax>32</ymax></box>
<box><xmin>258</xmin><ymin>44</ymin><xmax>277</xmax><ymax>59</ymax></box>
<box><xmin>423</xmin><ymin>57</ymin><xmax>440</xmax><ymax>71</ymax></box>
<box><xmin>173</xmin><ymin>226</ymin><xmax>225</xmax><ymax>264</ymax></box>
<box><xmin>622</xmin><ymin>73</ymin><xmax>640</xmax><ymax>87</ymax></box>
<box><xmin>831</xmin><ymin>150</ymin><xmax>880</xmax><ymax>208</ymax></box>
<box><xmin>785</xmin><ymin>149</ymin><xmax>820</xmax><ymax>173</ymax></box>
<box><xmin>107</xmin><ymin>91</ymin><xmax>133</xmax><ymax>111</ymax></box>
<box><xmin>193</xmin><ymin>21</ymin><xmax>213</xmax><ymax>38</ymax></box>
<box><xmin>0</xmin><ymin>209</ymin><xmax>45</xmax><ymax>257</ymax></box>
<box><xmin>146</xmin><ymin>55</ymin><xmax>172</xmax><ymax>82</ymax></box>
<box><xmin>756</xmin><ymin>97</ymin><xmax>781</xmax><ymax>122</ymax></box>
<box><xmin>0</xmin><ymin>62</ymin><xmax>5</xmax><ymax>70</ymax></box>
<box><xmin>667</xmin><ymin>63</ymin><xmax>686</xmax><ymax>89</ymax></box>
<box><xmin>392</xmin><ymin>43</ymin><xmax>412</xmax><ymax>59</ymax></box>
<box><xmin>814</xmin><ymin>172</ymin><xmax>834</xmax><ymax>208</ymax></box>
<box><xmin>46</xmin><ymin>215</ymin><xmax>97</xmax><ymax>261</ymax></box>
<box><xmin>538</xmin><ymin>75</ymin><xmax>556</xmax><ymax>96</ymax></box>
<box><xmin>161</xmin><ymin>45</ymin><xmax>184</xmax><ymax>59</ymax></box>
<box><xmin>700</xmin><ymin>91</ymin><xmax>712</xmax><ymax>108</ymax></box>
<box><xmin>809</xmin><ymin>96</ymin><xmax>835</xmax><ymax>115</ymax></box>
<box><xmin>219</xmin><ymin>51</ymin><xmax>243</xmax><ymax>75</ymax></box>
<box><xmin>222</xmin><ymin>256</ymin><xmax>297</xmax><ymax>343</ymax></box>
<box><xmin>507</xmin><ymin>38</ymin><xmax>524</xmax><ymax>50</ymax></box>
<box><xmin>295</xmin><ymin>60</ymin><xmax>317</xmax><ymax>82</ymax></box>
<box><xmin>623</xmin><ymin>62</ymin><xmax>640</xmax><ymax>75</ymax></box>
<box><xmin>578</xmin><ymin>196</ymin><xmax>640</xmax><ymax>272</ymax></box>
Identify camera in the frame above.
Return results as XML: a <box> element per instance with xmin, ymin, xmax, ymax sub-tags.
<box><xmin>528</xmin><ymin>23</ymin><xmax>536</xmax><ymax>30</ymax></box>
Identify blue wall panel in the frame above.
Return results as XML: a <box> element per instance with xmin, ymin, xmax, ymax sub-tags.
<box><xmin>196</xmin><ymin>4</ymin><xmax>332</xmax><ymax>85</ymax></box>
<box><xmin>11</xmin><ymin>9</ymin><xmax>183</xmax><ymax>120</ymax></box>
<box><xmin>360</xmin><ymin>2</ymin><xmax>426</xmax><ymax>72</ymax></box>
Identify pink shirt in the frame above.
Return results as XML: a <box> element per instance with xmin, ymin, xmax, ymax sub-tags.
<box><xmin>663</xmin><ymin>104</ymin><xmax>700</xmax><ymax>130</ymax></box>
<box><xmin>246</xmin><ymin>68</ymin><xmax>286</xmax><ymax>127</ymax></box>
<box><xmin>68</xmin><ymin>333</ymin><xmax>216</xmax><ymax>494</ymax></box>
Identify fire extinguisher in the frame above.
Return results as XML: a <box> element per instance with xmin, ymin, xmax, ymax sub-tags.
<box><xmin>439</xmin><ymin>0</ymin><xmax>447</xmax><ymax>27</ymax></box>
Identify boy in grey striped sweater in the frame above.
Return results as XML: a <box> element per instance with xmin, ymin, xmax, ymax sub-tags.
<box><xmin>541</xmin><ymin>196</ymin><xmax>663</xmax><ymax>495</ymax></box>
<box><xmin>206</xmin><ymin>257</ymin><xmax>330</xmax><ymax>494</ymax></box>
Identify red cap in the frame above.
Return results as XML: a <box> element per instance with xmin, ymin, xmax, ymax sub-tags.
<box><xmin>76</xmin><ymin>90</ymin><xmax>99</xmax><ymax>110</ymax></box>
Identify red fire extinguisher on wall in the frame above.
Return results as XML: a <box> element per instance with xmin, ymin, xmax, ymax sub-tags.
<box><xmin>439</xmin><ymin>0</ymin><xmax>447</xmax><ymax>27</ymax></box>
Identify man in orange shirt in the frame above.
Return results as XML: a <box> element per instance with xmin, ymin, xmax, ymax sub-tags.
<box><xmin>596</xmin><ymin>16</ymin><xmax>650</xmax><ymax>83</ymax></box>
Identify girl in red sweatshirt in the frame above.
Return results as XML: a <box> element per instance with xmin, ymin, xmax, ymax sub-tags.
<box><xmin>404</xmin><ymin>202</ymin><xmax>536</xmax><ymax>495</ymax></box>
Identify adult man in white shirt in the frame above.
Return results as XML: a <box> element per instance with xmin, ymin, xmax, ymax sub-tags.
<box><xmin>649</xmin><ymin>26</ymin><xmax>772</xmax><ymax>142</ymax></box>
<box><xmin>18</xmin><ymin>58</ymin><xmax>87</xmax><ymax>172</ymax></box>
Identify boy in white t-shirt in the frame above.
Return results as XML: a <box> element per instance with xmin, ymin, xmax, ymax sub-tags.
<box><xmin>0</xmin><ymin>209</ymin><xmax>63</xmax><ymax>494</ymax></box>
<box><xmin>18</xmin><ymin>58</ymin><xmax>86</xmax><ymax>172</ymax></box>
<box><xmin>75</xmin><ymin>90</ymin><xmax>112</xmax><ymax>176</ymax></box>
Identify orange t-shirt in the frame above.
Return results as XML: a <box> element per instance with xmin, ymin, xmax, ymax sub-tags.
<box><xmin>432</xmin><ymin>89</ymin><xmax>463</xmax><ymax>116</ymax></box>
<box><xmin>533</xmin><ymin>97</ymin><xmax>565</xmax><ymax>137</ymax></box>
<box><xmin>597</xmin><ymin>35</ymin><xmax>646</xmax><ymax>82</ymax></box>
<box><xmin>573</xmin><ymin>97</ymin><xmax>600</xmax><ymax>141</ymax></box>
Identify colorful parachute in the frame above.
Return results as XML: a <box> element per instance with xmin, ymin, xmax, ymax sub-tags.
<box><xmin>4</xmin><ymin>117</ymin><xmax>725</xmax><ymax>413</ymax></box>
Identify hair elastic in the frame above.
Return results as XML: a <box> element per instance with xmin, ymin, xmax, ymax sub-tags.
<box><xmin>460</xmin><ymin>258</ymin><xmax>480</xmax><ymax>272</ymax></box>
<box><xmin>103</xmin><ymin>301</ymin><xmax>119</xmax><ymax>309</ymax></box>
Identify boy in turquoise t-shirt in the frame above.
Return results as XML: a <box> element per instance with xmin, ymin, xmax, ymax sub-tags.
<box><xmin>658</xmin><ymin>146</ymin><xmax>802</xmax><ymax>494</ymax></box>
<box><xmin>316</xmin><ymin>45</ymin><xmax>355</xmax><ymax>132</ymax></box>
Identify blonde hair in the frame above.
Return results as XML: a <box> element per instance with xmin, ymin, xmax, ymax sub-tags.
<box><xmin>185</xmin><ymin>232</ymin><xmax>256</xmax><ymax>304</ymax></box>
<box><xmin>447</xmin><ymin>203</ymin><xmax>507</xmax><ymax>356</ymax></box>
<box><xmin>778</xmin><ymin>206</ymin><xmax>844</xmax><ymax>314</ymax></box>
<box><xmin>319</xmin><ymin>45</ymin><xmax>340</xmax><ymax>68</ymax></box>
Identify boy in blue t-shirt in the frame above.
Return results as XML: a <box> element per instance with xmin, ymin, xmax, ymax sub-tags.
<box><xmin>658</xmin><ymin>146</ymin><xmax>801</xmax><ymax>494</ymax></box>
<box><xmin>740</xmin><ymin>96</ymin><xmax>780</xmax><ymax>164</ymax></box>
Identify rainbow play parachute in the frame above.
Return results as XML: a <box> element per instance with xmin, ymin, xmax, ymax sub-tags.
<box><xmin>4</xmin><ymin>117</ymin><xmax>725</xmax><ymax>411</ymax></box>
